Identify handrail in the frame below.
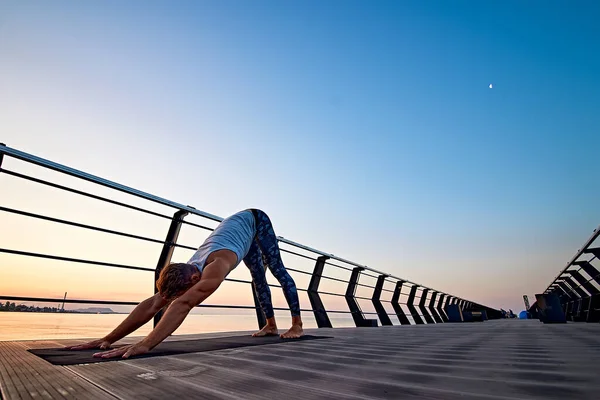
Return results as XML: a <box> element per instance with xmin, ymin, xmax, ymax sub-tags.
<box><xmin>536</xmin><ymin>225</ymin><xmax>600</xmax><ymax>323</ymax></box>
<box><xmin>0</xmin><ymin>144</ymin><xmax>223</xmax><ymax>222</ymax></box>
<box><xmin>1</xmin><ymin>143</ymin><xmax>469</xmax><ymax>300</ymax></box>
<box><xmin>543</xmin><ymin>226</ymin><xmax>600</xmax><ymax>293</ymax></box>
<box><xmin>0</xmin><ymin>143</ymin><xmax>499</xmax><ymax>329</ymax></box>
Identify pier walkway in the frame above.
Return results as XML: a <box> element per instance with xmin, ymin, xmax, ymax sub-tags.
<box><xmin>1</xmin><ymin>320</ymin><xmax>599</xmax><ymax>400</ymax></box>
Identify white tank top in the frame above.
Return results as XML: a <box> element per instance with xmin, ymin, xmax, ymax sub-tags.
<box><xmin>187</xmin><ymin>210</ymin><xmax>256</xmax><ymax>273</ymax></box>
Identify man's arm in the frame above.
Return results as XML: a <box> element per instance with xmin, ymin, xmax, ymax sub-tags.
<box><xmin>94</xmin><ymin>259</ymin><xmax>230</xmax><ymax>358</ymax></box>
<box><xmin>66</xmin><ymin>293</ymin><xmax>167</xmax><ymax>350</ymax></box>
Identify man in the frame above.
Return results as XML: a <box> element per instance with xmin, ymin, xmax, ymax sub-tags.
<box><xmin>67</xmin><ymin>209</ymin><xmax>304</xmax><ymax>359</ymax></box>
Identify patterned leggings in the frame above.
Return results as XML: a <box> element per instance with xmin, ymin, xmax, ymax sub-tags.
<box><xmin>243</xmin><ymin>209</ymin><xmax>301</xmax><ymax>319</ymax></box>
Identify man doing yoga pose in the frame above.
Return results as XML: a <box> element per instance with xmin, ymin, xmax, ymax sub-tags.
<box><xmin>67</xmin><ymin>209</ymin><xmax>303</xmax><ymax>359</ymax></box>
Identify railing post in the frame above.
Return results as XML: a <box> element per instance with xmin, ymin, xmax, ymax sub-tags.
<box><xmin>391</xmin><ymin>281</ymin><xmax>411</xmax><ymax>325</ymax></box>
<box><xmin>419</xmin><ymin>289</ymin><xmax>435</xmax><ymax>323</ymax></box>
<box><xmin>0</xmin><ymin>143</ymin><xmax>5</xmax><ymax>169</ymax></box>
<box><xmin>308</xmin><ymin>255</ymin><xmax>332</xmax><ymax>328</ymax></box>
<box><xmin>562</xmin><ymin>277</ymin><xmax>588</xmax><ymax>298</ymax></box>
<box><xmin>557</xmin><ymin>281</ymin><xmax>577</xmax><ymax>299</ymax></box>
<box><xmin>566</xmin><ymin>270</ymin><xmax>599</xmax><ymax>323</ymax></box>
<box><xmin>584</xmin><ymin>247</ymin><xmax>600</xmax><ymax>259</ymax></box>
<box><xmin>560</xmin><ymin>277</ymin><xmax>586</xmax><ymax>321</ymax></box>
<box><xmin>444</xmin><ymin>295</ymin><xmax>452</xmax><ymax>315</ymax></box>
<box><xmin>437</xmin><ymin>294</ymin><xmax>449</xmax><ymax>322</ymax></box>
<box><xmin>553</xmin><ymin>284</ymin><xmax>570</xmax><ymax>302</ymax></box>
<box><xmin>574</xmin><ymin>261</ymin><xmax>600</xmax><ymax>286</ymax></box>
<box><xmin>345</xmin><ymin>267</ymin><xmax>378</xmax><ymax>327</ymax></box>
<box><xmin>372</xmin><ymin>275</ymin><xmax>393</xmax><ymax>326</ymax></box>
<box><xmin>566</xmin><ymin>270</ymin><xmax>599</xmax><ymax>296</ymax></box>
<box><xmin>154</xmin><ymin>209</ymin><xmax>189</xmax><ymax>327</ymax></box>
<box><xmin>428</xmin><ymin>291</ymin><xmax>443</xmax><ymax>323</ymax></box>
<box><xmin>589</xmin><ymin>294</ymin><xmax>600</xmax><ymax>323</ymax></box>
<box><xmin>407</xmin><ymin>285</ymin><xmax>424</xmax><ymax>324</ymax></box>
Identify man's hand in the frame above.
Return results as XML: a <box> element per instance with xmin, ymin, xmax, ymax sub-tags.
<box><xmin>93</xmin><ymin>342</ymin><xmax>150</xmax><ymax>359</ymax></box>
<box><xmin>65</xmin><ymin>338</ymin><xmax>112</xmax><ymax>350</ymax></box>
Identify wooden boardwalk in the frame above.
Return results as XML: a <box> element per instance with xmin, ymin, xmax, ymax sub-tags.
<box><xmin>1</xmin><ymin>320</ymin><xmax>599</xmax><ymax>399</ymax></box>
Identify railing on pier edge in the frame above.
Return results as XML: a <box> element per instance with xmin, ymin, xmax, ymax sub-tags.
<box><xmin>0</xmin><ymin>143</ymin><xmax>501</xmax><ymax>332</ymax></box>
<box><xmin>538</xmin><ymin>225</ymin><xmax>600</xmax><ymax>322</ymax></box>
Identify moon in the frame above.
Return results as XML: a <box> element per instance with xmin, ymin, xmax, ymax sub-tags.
<box><xmin>489</xmin><ymin>84</ymin><xmax>493</xmax><ymax>89</ymax></box>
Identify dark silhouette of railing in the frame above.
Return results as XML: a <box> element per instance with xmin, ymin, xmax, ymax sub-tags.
<box><xmin>540</xmin><ymin>226</ymin><xmax>600</xmax><ymax>322</ymax></box>
<box><xmin>0</xmin><ymin>143</ymin><xmax>501</xmax><ymax>332</ymax></box>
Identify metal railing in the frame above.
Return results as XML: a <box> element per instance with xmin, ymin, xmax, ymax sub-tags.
<box><xmin>0</xmin><ymin>143</ymin><xmax>500</xmax><ymax>332</ymax></box>
<box><xmin>540</xmin><ymin>225</ymin><xmax>600</xmax><ymax>322</ymax></box>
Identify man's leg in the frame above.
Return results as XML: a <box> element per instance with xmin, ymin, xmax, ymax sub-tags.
<box><xmin>243</xmin><ymin>239</ymin><xmax>279</xmax><ymax>337</ymax></box>
<box><xmin>253</xmin><ymin>209</ymin><xmax>304</xmax><ymax>338</ymax></box>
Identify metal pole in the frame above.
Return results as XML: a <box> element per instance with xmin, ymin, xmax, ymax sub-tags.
<box><xmin>407</xmin><ymin>285</ymin><xmax>424</xmax><ymax>324</ymax></box>
<box><xmin>437</xmin><ymin>293</ymin><xmax>448</xmax><ymax>322</ymax></box>
<box><xmin>391</xmin><ymin>281</ymin><xmax>411</xmax><ymax>325</ymax></box>
<box><xmin>419</xmin><ymin>289</ymin><xmax>435</xmax><ymax>323</ymax></box>
<box><xmin>308</xmin><ymin>256</ymin><xmax>332</xmax><ymax>328</ymax></box>
<box><xmin>543</xmin><ymin>226</ymin><xmax>600</xmax><ymax>292</ymax></box>
<box><xmin>428</xmin><ymin>291</ymin><xmax>443</xmax><ymax>323</ymax></box>
<box><xmin>345</xmin><ymin>267</ymin><xmax>377</xmax><ymax>327</ymax></box>
<box><xmin>154</xmin><ymin>209</ymin><xmax>189</xmax><ymax>327</ymax></box>
<box><xmin>372</xmin><ymin>275</ymin><xmax>393</xmax><ymax>326</ymax></box>
<box><xmin>0</xmin><ymin>144</ymin><xmax>5</xmax><ymax>169</ymax></box>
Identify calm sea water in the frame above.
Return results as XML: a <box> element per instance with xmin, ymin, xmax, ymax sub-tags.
<box><xmin>0</xmin><ymin>312</ymin><xmax>355</xmax><ymax>341</ymax></box>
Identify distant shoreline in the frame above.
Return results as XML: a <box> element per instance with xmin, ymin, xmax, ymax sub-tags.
<box><xmin>0</xmin><ymin>303</ymin><xmax>120</xmax><ymax>314</ymax></box>
<box><xmin>0</xmin><ymin>310</ymin><xmax>126</xmax><ymax>315</ymax></box>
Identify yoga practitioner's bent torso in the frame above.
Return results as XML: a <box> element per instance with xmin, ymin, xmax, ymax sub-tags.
<box><xmin>187</xmin><ymin>210</ymin><xmax>256</xmax><ymax>273</ymax></box>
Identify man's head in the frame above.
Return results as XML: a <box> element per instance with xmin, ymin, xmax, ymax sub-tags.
<box><xmin>157</xmin><ymin>263</ymin><xmax>201</xmax><ymax>301</ymax></box>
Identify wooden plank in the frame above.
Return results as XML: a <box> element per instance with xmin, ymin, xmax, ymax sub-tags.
<box><xmin>74</xmin><ymin>357</ymin><xmax>372</xmax><ymax>400</ymax></box>
<box><xmin>285</xmin><ymin>338</ymin><xmax>595</xmax><ymax>371</ymax></box>
<box><xmin>2</xmin><ymin>320</ymin><xmax>600</xmax><ymax>400</ymax></box>
<box><xmin>200</xmin><ymin>342</ymin><xmax>596</xmax><ymax>399</ymax></box>
<box><xmin>263</xmin><ymin>342</ymin><xmax>594</xmax><ymax>382</ymax></box>
<box><xmin>70</xmin><ymin>360</ymin><xmax>240</xmax><ymax>400</ymax></box>
<box><xmin>0</xmin><ymin>341</ymin><xmax>117</xmax><ymax>400</ymax></box>
<box><xmin>17</xmin><ymin>341</ymin><xmax>109</xmax><ymax>400</ymax></box>
<box><xmin>126</xmin><ymin>352</ymin><xmax>519</xmax><ymax>400</ymax></box>
<box><xmin>0</xmin><ymin>344</ymin><xmax>24</xmax><ymax>400</ymax></box>
<box><xmin>0</xmin><ymin>342</ymin><xmax>53</xmax><ymax>399</ymax></box>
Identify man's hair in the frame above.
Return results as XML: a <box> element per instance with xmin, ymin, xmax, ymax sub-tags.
<box><xmin>157</xmin><ymin>263</ymin><xmax>199</xmax><ymax>300</ymax></box>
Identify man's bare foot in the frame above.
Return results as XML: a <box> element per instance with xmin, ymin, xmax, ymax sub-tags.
<box><xmin>281</xmin><ymin>324</ymin><xmax>304</xmax><ymax>339</ymax></box>
<box><xmin>252</xmin><ymin>324</ymin><xmax>279</xmax><ymax>337</ymax></box>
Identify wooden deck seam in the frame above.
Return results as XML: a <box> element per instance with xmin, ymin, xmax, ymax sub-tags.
<box><xmin>120</xmin><ymin>361</ymin><xmax>252</xmax><ymax>400</ymax></box>
<box><xmin>143</xmin><ymin>355</ymin><xmax>380</xmax><ymax>400</ymax></box>
<box><xmin>260</xmin><ymin>344</ymin><xmax>597</xmax><ymax>377</ymax></box>
<box><xmin>3</xmin><ymin>321</ymin><xmax>600</xmax><ymax>400</ymax></box>
<box><xmin>2</xmin><ymin>342</ymin><xmax>53</xmax><ymax>399</ymax></box>
<box><xmin>15</xmin><ymin>341</ymin><xmax>112</xmax><ymax>400</ymax></box>
<box><xmin>166</xmin><ymin>351</ymin><xmax>530</xmax><ymax>400</ymax></box>
<box><xmin>281</xmin><ymin>341</ymin><xmax>581</xmax><ymax>368</ymax></box>
<box><xmin>63</xmin><ymin>367</ymin><xmax>122</xmax><ymax>400</ymax></box>
<box><xmin>0</xmin><ymin>341</ymin><xmax>118</xmax><ymax>400</ymax></box>
<box><xmin>203</xmin><ymin>348</ymin><xmax>600</xmax><ymax>390</ymax></box>
<box><xmin>8</xmin><ymin>342</ymin><xmax>70</xmax><ymax>400</ymax></box>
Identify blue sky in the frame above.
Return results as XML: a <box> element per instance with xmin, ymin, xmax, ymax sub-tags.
<box><xmin>1</xmin><ymin>1</ymin><xmax>599</xmax><ymax>313</ymax></box>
